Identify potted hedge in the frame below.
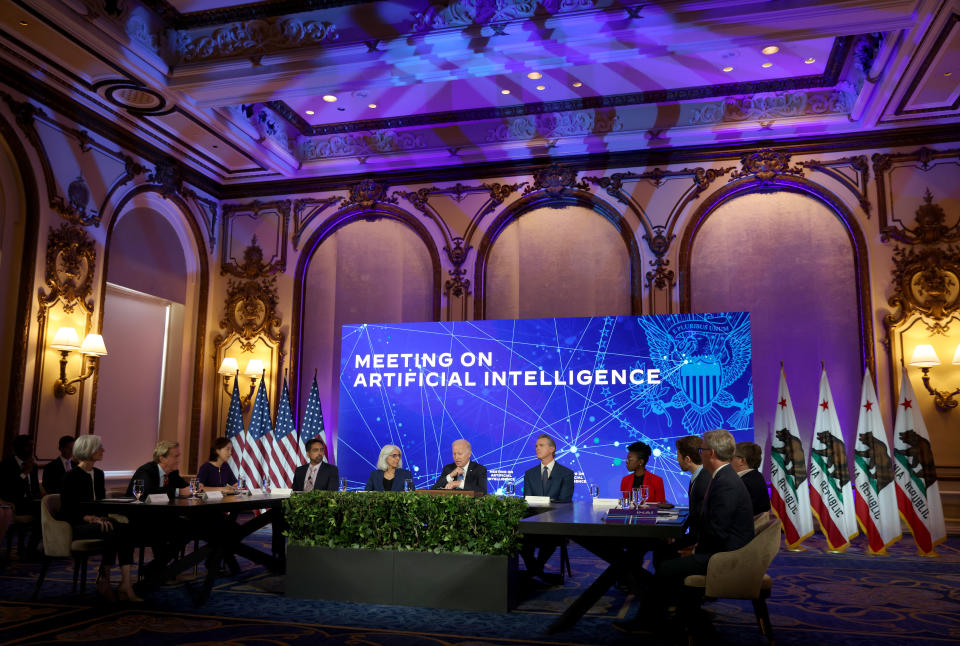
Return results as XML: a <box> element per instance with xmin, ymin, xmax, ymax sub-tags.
<box><xmin>283</xmin><ymin>491</ymin><xmax>528</xmax><ymax>611</ymax></box>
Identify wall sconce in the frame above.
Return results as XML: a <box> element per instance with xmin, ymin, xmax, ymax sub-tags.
<box><xmin>217</xmin><ymin>357</ymin><xmax>265</xmax><ymax>412</ymax></box>
<box><xmin>51</xmin><ymin>327</ymin><xmax>108</xmax><ymax>398</ymax></box>
<box><xmin>908</xmin><ymin>344</ymin><xmax>960</xmax><ymax>412</ymax></box>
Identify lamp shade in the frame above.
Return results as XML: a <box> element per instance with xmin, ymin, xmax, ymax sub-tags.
<box><xmin>244</xmin><ymin>359</ymin><xmax>265</xmax><ymax>376</ymax></box>
<box><xmin>218</xmin><ymin>357</ymin><xmax>239</xmax><ymax>375</ymax></box>
<box><xmin>79</xmin><ymin>334</ymin><xmax>108</xmax><ymax>356</ymax></box>
<box><xmin>953</xmin><ymin>344</ymin><xmax>960</xmax><ymax>366</ymax></box>
<box><xmin>909</xmin><ymin>344</ymin><xmax>941</xmax><ymax>367</ymax></box>
<box><xmin>50</xmin><ymin>327</ymin><xmax>81</xmax><ymax>351</ymax></box>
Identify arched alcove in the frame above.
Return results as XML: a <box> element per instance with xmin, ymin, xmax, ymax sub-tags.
<box><xmin>295</xmin><ymin>211</ymin><xmax>438</xmax><ymax>462</ymax></box>
<box><xmin>95</xmin><ymin>190</ymin><xmax>207</xmax><ymax>473</ymax></box>
<box><xmin>683</xmin><ymin>187</ymin><xmax>869</xmax><ymax>465</ymax></box>
<box><xmin>474</xmin><ymin>193</ymin><xmax>641</xmax><ymax>319</ymax></box>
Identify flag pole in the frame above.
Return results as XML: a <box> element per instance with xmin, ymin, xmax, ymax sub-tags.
<box><xmin>235</xmin><ymin>370</ymin><xmax>246</xmax><ymax>488</ymax></box>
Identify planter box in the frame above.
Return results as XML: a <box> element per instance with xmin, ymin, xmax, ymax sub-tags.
<box><xmin>286</xmin><ymin>545</ymin><xmax>518</xmax><ymax>612</ymax></box>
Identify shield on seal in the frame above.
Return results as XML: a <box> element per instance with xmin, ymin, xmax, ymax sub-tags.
<box><xmin>680</xmin><ymin>360</ymin><xmax>721</xmax><ymax>407</ymax></box>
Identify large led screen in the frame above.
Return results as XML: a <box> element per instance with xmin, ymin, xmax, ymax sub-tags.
<box><xmin>337</xmin><ymin>313</ymin><xmax>752</xmax><ymax>502</ymax></box>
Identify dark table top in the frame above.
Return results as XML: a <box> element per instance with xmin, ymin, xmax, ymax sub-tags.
<box><xmin>83</xmin><ymin>492</ymin><xmax>290</xmax><ymax>515</ymax></box>
<box><xmin>519</xmin><ymin>501</ymin><xmax>688</xmax><ymax>538</ymax></box>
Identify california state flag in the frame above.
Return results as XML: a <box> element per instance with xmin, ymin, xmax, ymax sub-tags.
<box><xmin>769</xmin><ymin>365</ymin><xmax>814</xmax><ymax>549</ymax></box>
<box><xmin>808</xmin><ymin>368</ymin><xmax>858</xmax><ymax>550</ymax></box>
<box><xmin>852</xmin><ymin>368</ymin><xmax>901</xmax><ymax>554</ymax></box>
<box><xmin>893</xmin><ymin>365</ymin><xmax>946</xmax><ymax>555</ymax></box>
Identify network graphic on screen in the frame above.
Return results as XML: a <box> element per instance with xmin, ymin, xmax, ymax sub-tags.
<box><xmin>337</xmin><ymin>313</ymin><xmax>753</xmax><ymax>502</ymax></box>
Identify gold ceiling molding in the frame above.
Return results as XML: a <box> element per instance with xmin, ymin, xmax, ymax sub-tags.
<box><xmin>215</xmin><ymin>239</ymin><xmax>283</xmax><ymax>353</ymax></box>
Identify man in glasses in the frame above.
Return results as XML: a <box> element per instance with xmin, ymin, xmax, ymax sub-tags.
<box><xmin>615</xmin><ymin>429</ymin><xmax>753</xmax><ymax>635</ymax></box>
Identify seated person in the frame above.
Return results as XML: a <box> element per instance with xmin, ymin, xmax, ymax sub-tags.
<box><xmin>619</xmin><ymin>441</ymin><xmax>666</xmax><ymax>503</ymax></box>
<box><xmin>733</xmin><ymin>441</ymin><xmax>771</xmax><ymax>516</ymax></box>
<box><xmin>292</xmin><ymin>438</ymin><xmax>339</xmax><ymax>492</ymax></box>
<box><xmin>0</xmin><ymin>434</ymin><xmax>42</xmax><ymax>554</ymax></box>
<box><xmin>60</xmin><ymin>434</ymin><xmax>141</xmax><ymax>601</ymax></box>
<box><xmin>432</xmin><ymin>439</ymin><xmax>487</xmax><ymax>494</ymax></box>
<box><xmin>365</xmin><ymin>444</ymin><xmax>414</xmax><ymax>491</ymax></box>
<box><xmin>615</xmin><ymin>430</ymin><xmax>754</xmax><ymax>635</ymax></box>
<box><xmin>126</xmin><ymin>440</ymin><xmax>190</xmax><ymax>497</ymax></box>
<box><xmin>41</xmin><ymin>435</ymin><xmax>77</xmax><ymax>494</ymax></box>
<box><xmin>196</xmin><ymin>437</ymin><xmax>238</xmax><ymax>492</ymax></box>
<box><xmin>654</xmin><ymin>435</ymin><xmax>709</xmax><ymax>570</ymax></box>
<box><xmin>521</xmin><ymin>434</ymin><xmax>574</xmax><ymax>584</ymax></box>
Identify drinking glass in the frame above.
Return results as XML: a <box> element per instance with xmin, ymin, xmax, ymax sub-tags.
<box><xmin>503</xmin><ymin>481</ymin><xmax>515</xmax><ymax>496</ymax></box>
<box><xmin>639</xmin><ymin>486</ymin><xmax>650</xmax><ymax>506</ymax></box>
<box><xmin>189</xmin><ymin>477</ymin><xmax>199</xmax><ymax>498</ymax></box>
<box><xmin>631</xmin><ymin>488</ymin><xmax>641</xmax><ymax>509</ymax></box>
<box><xmin>261</xmin><ymin>476</ymin><xmax>271</xmax><ymax>494</ymax></box>
<box><xmin>132</xmin><ymin>479</ymin><xmax>144</xmax><ymax>503</ymax></box>
<box><xmin>588</xmin><ymin>483</ymin><xmax>600</xmax><ymax>498</ymax></box>
<box><xmin>237</xmin><ymin>476</ymin><xmax>246</xmax><ymax>493</ymax></box>
<box><xmin>403</xmin><ymin>479</ymin><xmax>414</xmax><ymax>492</ymax></box>
<box><xmin>339</xmin><ymin>478</ymin><xmax>348</xmax><ymax>492</ymax></box>
<box><xmin>619</xmin><ymin>490</ymin><xmax>632</xmax><ymax>509</ymax></box>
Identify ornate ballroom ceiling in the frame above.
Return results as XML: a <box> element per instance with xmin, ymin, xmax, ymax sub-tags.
<box><xmin>0</xmin><ymin>0</ymin><xmax>957</xmax><ymax>191</ymax></box>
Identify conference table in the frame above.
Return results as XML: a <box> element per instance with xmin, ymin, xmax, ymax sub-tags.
<box><xmin>520</xmin><ymin>501</ymin><xmax>688</xmax><ymax>633</ymax></box>
<box><xmin>83</xmin><ymin>492</ymin><xmax>289</xmax><ymax>605</ymax></box>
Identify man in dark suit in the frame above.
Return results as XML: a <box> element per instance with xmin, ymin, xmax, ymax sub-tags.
<box><xmin>292</xmin><ymin>437</ymin><xmax>339</xmax><ymax>492</ymax></box>
<box><xmin>654</xmin><ymin>435</ymin><xmax>710</xmax><ymax>570</ymax></box>
<box><xmin>126</xmin><ymin>440</ymin><xmax>190</xmax><ymax>497</ymax></box>
<box><xmin>521</xmin><ymin>433</ymin><xmax>574</xmax><ymax>583</ymax></box>
<box><xmin>615</xmin><ymin>429</ymin><xmax>754</xmax><ymax>634</ymax></box>
<box><xmin>41</xmin><ymin>435</ymin><xmax>77</xmax><ymax>495</ymax></box>
<box><xmin>733</xmin><ymin>441</ymin><xmax>771</xmax><ymax>516</ymax></box>
<box><xmin>0</xmin><ymin>434</ymin><xmax>42</xmax><ymax>555</ymax></box>
<box><xmin>432</xmin><ymin>439</ymin><xmax>487</xmax><ymax>494</ymax></box>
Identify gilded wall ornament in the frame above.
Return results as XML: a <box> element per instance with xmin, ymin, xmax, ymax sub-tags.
<box><xmin>872</xmin><ymin>147</ymin><xmax>960</xmax><ymax>241</ymax></box>
<box><xmin>880</xmin><ymin>189</ymin><xmax>960</xmax><ymax>245</ymax></box>
<box><xmin>343</xmin><ymin>180</ymin><xmax>397</xmax><ymax>208</ymax></box>
<box><xmin>799</xmin><ymin>156</ymin><xmax>871</xmax><ymax>215</ymax></box>
<box><xmin>886</xmin><ymin>244</ymin><xmax>960</xmax><ymax>334</ymax></box>
<box><xmin>38</xmin><ymin>222</ymin><xmax>96</xmax><ymax>315</ymax></box>
<box><xmin>523</xmin><ymin>164</ymin><xmax>588</xmax><ymax>198</ymax></box>
<box><xmin>216</xmin><ymin>239</ymin><xmax>283</xmax><ymax>352</ymax></box>
<box><xmin>728</xmin><ymin>149</ymin><xmax>804</xmax><ymax>184</ymax></box>
<box><xmin>292</xmin><ymin>196</ymin><xmax>342</xmax><ymax>249</ymax></box>
<box><xmin>221</xmin><ymin>200</ymin><xmax>290</xmax><ymax>276</ymax></box>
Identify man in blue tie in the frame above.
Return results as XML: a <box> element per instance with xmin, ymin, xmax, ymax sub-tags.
<box><xmin>521</xmin><ymin>434</ymin><xmax>575</xmax><ymax>584</ymax></box>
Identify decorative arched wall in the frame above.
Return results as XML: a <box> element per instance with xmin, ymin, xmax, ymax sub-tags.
<box><xmin>472</xmin><ymin>191</ymin><xmax>643</xmax><ymax>319</ymax></box>
<box><xmin>290</xmin><ymin>205</ymin><xmax>443</xmax><ymax>453</ymax></box>
<box><xmin>95</xmin><ymin>186</ymin><xmax>210</xmax><ymax>471</ymax></box>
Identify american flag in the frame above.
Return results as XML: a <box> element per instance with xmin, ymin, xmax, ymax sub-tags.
<box><xmin>300</xmin><ymin>374</ymin><xmax>326</xmax><ymax>463</ymax></box>
<box><xmin>244</xmin><ymin>376</ymin><xmax>273</xmax><ymax>488</ymax></box>
<box><xmin>224</xmin><ymin>375</ymin><xmax>246</xmax><ymax>483</ymax></box>
<box><xmin>270</xmin><ymin>376</ymin><xmax>299</xmax><ymax>487</ymax></box>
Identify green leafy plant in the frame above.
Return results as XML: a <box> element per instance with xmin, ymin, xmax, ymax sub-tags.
<box><xmin>284</xmin><ymin>492</ymin><xmax>528</xmax><ymax>556</ymax></box>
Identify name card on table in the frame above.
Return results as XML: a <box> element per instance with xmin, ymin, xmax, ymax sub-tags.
<box><xmin>271</xmin><ymin>488</ymin><xmax>292</xmax><ymax>497</ymax></box>
<box><xmin>593</xmin><ymin>497</ymin><xmax>619</xmax><ymax>508</ymax></box>
<box><xmin>205</xmin><ymin>491</ymin><xmax>223</xmax><ymax>501</ymax></box>
<box><xmin>525</xmin><ymin>495</ymin><xmax>551</xmax><ymax>506</ymax></box>
<box><xmin>147</xmin><ymin>494</ymin><xmax>168</xmax><ymax>504</ymax></box>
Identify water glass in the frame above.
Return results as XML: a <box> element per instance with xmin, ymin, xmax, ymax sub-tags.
<box><xmin>261</xmin><ymin>476</ymin><xmax>271</xmax><ymax>494</ymax></box>
<box><xmin>588</xmin><ymin>483</ymin><xmax>600</xmax><ymax>498</ymax></box>
<box><xmin>339</xmin><ymin>478</ymin><xmax>348</xmax><ymax>492</ymax></box>
<box><xmin>132</xmin><ymin>479</ymin><xmax>144</xmax><ymax>503</ymax></box>
<box><xmin>189</xmin><ymin>477</ymin><xmax>199</xmax><ymax>498</ymax></box>
<box><xmin>639</xmin><ymin>486</ymin><xmax>650</xmax><ymax>506</ymax></box>
<box><xmin>237</xmin><ymin>476</ymin><xmax>246</xmax><ymax>492</ymax></box>
<box><xmin>503</xmin><ymin>481</ymin><xmax>515</xmax><ymax>496</ymax></box>
<box><xmin>619</xmin><ymin>490</ymin><xmax>632</xmax><ymax>509</ymax></box>
<box><xmin>403</xmin><ymin>479</ymin><xmax>414</xmax><ymax>492</ymax></box>
<box><xmin>631</xmin><ymin>488</ymin><xmax>641</xmax><ymax>509</ymax></box>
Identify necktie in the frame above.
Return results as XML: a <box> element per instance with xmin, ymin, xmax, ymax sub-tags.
<box><xmin>306</xmin><ymin>468</ymin><xmax>315</xmax><ymax>492</ymax></box>
<box><xmin>163</xmin><ymin>474</ymin><xmax>169</xmax><ymax>488</ymax></box>
<box><xmin>541</xmin><ymin>465</ymin><xmax>548</xmax><ymax>493</ymax></box>
<box><xmin>64</xmin><ymin>459</ymin><xmax>71</xmax><ymax>472</ymax></box>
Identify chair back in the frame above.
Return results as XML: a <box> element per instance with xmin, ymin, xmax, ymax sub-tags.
<box><xmin>703</xmin><ymin>518</ymin><xmax>780</xmax><ymax>599</ymax></box>
<box><xmin>39</xmin><ymin>494</ymin><xmax>73</xmax><ymax>558</ymax></box>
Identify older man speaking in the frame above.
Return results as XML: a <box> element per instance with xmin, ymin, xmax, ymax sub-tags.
<box><xmin>433</xmin><ymin>439</ymin><xmax>487</xmax><ymax>494</ymax></box>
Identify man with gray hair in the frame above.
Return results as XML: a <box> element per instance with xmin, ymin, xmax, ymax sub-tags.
<box><xmin>433</xmin><ymin>439</ymin><xmax>487</xmax><ymax>493</ymax></box>
<box><xmin>126</xmin><ymin>440</ymin><xmax>190</xmax><ymax>498</ymax></box>
<box><xmin>615</xmin><ymin>429</ymin><xmax>754</xmax><ymax>635</ymax></box>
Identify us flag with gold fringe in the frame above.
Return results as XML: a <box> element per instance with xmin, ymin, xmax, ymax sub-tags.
<box><xmin>300</xmin><ymin>374</ymin><xmax>326</xmax><ymax>462</ymax></box>
<box><xmin>269</xmin><ymin>376</ymin><xmax>299</xmax><ymax>487</ymax></box>
<box><xmin>243</xmin><ymin>376</ymin><xmax>272</xmax><ymax>488</ymax></box>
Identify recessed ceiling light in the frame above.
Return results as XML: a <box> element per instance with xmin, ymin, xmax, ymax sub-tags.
<box><xmin>18</xmin><ymin>20</ymin><xmax>28</xmax><ymax>26</ymax></box>
<box><xmin>722</xmin><ymin>66</ymin><xmax>734</xmax><ymax>72</ymax></box>
<box><xmin>761</xmin><ymin>62</ymin><xmax>773</xmax><ymax>68</ymax></box>
<box><xmin>212</xmin><ymin>144</ymin><xmax>218</xmax><ymax>148</ymax></box>
<box><xmin>322</xmin><ymin>95</ymin><xmax>337</xmax><ymax>102</ymax></box>
<box><xmin>945</xmin><ymin>72</ymin><xmax>953</xmax><ymax>77</ymax></box>
<box><xmin>761</xmin><ymin>45</ymin><xmax>780</xmax><ymax>55</ymax></box>
<box><xmin>804</xmin><ymin>57</ymin><xmax>816</xmax><ymax>64</ymax></box>
<box><xmin>501</xmin><ymin>89</ymin><xmax>511</xmax><ymax>95</ymax></box>
<box><xmin>337</xmin><ymin>107</ymin><xmax>345</xmax><ymax>111</ymax></box>
<box><xmin>305</xmin><ymin>110</ymin><xmax>315</xmax><ymax>115</ymax></box>
<box><xmin>536</xmin><ymin>85</ymin><xmax>546</xmax><ymax>91</ymax></box>
<box><xmin>368</xmin><ymin>103</ymin><xmax>377</xmax><ymax>108</ymax></box>
<box><xmin>572</xmin><ymin>81</ymin><xmax>582</xmax><ymax>88</ymax></box>
<box><xmin>527</xmin><ymin>72</ymin><xmax>543</xmax><ymax>80</ymax></box>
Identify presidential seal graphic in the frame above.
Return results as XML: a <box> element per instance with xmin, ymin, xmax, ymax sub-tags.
<box><xmin>636</xmin><ymin>312</ymin><xmax>752</xmax><ymax>435</ymax></box>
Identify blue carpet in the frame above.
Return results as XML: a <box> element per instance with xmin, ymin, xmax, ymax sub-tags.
<box><xmin>1</xmin><ymin>529</ymin><xmax>957</xmax><ymax>645</ymax></box>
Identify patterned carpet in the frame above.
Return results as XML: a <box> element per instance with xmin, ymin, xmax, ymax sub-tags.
<box><xmin>1</xmin><ymin>529</ymin><xmax>957</xmax><ymax>645</ymax></box>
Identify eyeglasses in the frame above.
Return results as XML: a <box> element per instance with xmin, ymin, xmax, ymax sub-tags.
<box><xmin>389</xmin><ymin>453</ymin><xmax>401</xmax><ymax>458</ymax></box>
<box><xmin>698</xmin><ymin>447</ymin><xmax>713</xmax><ymax>454</ymax></box>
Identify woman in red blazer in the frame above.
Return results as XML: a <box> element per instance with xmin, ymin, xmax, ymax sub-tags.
<box><xmin>619</xmin><ymin>441</ymin><xmax>666</xmax><ymax>503</ymax></box>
